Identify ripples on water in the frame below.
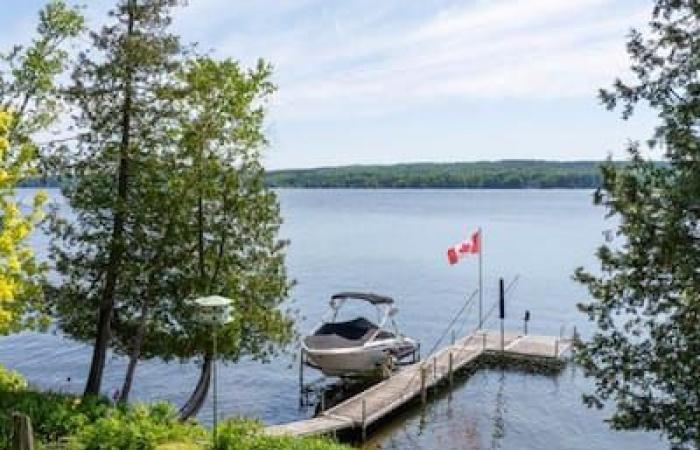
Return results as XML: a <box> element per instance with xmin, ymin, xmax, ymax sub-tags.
<box><xmin>0</xmin><ymin>189</ymin><xmax>666</xmax><ymax>449</ymax></box>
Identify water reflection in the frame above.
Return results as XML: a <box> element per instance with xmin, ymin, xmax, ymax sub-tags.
<box><xmin>489</xmin><ymin>370</ymin><xmax>506</xmax><ymax>450</ymax></box>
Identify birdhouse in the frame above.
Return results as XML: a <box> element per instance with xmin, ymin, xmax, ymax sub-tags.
<box><xmin>194</xmin><ymin>295</ymin><xmax>232</xmax><ymax>326</ymax></box>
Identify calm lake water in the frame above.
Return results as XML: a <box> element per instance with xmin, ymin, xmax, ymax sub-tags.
<box><xmin>1</xmin><ymin>189</ymin><xmax>667</xmax><ymax>449</ymax></box>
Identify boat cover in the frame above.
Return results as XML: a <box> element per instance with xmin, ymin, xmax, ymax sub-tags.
<box><xmin>316</xmin><ymin>317</ymin><xmax>378</xmax><ymax>340</ymax></box>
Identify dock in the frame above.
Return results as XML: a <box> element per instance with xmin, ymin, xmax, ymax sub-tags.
<box><xmin>266</xmin><ymin>329</ymin><xmax>573</xmax><ymax>438</ymax></box>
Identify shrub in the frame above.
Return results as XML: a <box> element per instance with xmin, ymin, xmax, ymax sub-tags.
<box><xmin>68</xmin><ymin>402</ymin><xmax>206</xmax><ymax>450</ymax></box>
<box><xmin>0</xmin><ymin>364</ymin><xmax>28</xmax><ymax>391</ymax></box>
<box><xmin>0</xmin><ymin>364</ymin><xmax>115</xmax><ymax>447</ymax></box>
<box><xmin>0</xmin><ymin>366</ymin><xmax>349</xmax><ymax>450</ymax></box>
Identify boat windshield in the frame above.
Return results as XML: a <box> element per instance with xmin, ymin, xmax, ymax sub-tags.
<box><xmin>331</xmin><ymin>298</ymin><xmax>383</xmax><ymax>324</ymax></box>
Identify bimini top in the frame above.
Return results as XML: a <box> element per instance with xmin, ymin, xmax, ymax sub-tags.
<box><xmin>331</xmin><ymin>292</ymin><xmax>394</xmax><ymax>305</ymax></box>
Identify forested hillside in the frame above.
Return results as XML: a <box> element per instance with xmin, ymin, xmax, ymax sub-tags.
<box><xmin>266</xmin><ymin>160</ymin><xmax>618</xmax><ymax>188</ymax></box>
<box><xmin>23</xmin><ymin>161</ymin><xmax>640</xmax><ymax>189</ymax></box>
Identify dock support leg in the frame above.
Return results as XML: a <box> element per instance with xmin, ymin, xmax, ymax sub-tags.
<box><xmin>420</xmin><ymin>365</ymin><xmax>427</xmax><ymax>406</ymax></box>
<box><xmin>361</xmin><ymin>399</ymin><xmax>367</xmax><ymax>442</ymax></box>
<box><xmin>523</xmin><ymin>310</ymin><xmax>530</xmax><ymax>336</ymax></box>
<box><xmin>448</xmin><ymin>352</ymin><xmax>454</xmax><ymax>388</ymax></box>
<box><xmin>554</xmin><ymin>339</ymin><xmax>559</xmax><ymax>358</ymax></box>
<box><xmin>299</xmin><ymin>349</ymin><xmax>305</xmax><ymax>407</ymax></box>
<box><xmin>499</xmin><ymin>278</ymin><xmax>505</xmax><ymax>353</ymax></box>
<box><xmin>482</xmin><ymin>332</ymin><xmax>487</xmax><ymax>350</ymax></box>
<box><xmin>500</xmin><ymin>319</ymin><xmax>505</xmax><ymax>353</ymax></box>
<box><xmin>433</xmin><ymin>357</ymin><xmax>437</xmax><ymax>380</ymax></box>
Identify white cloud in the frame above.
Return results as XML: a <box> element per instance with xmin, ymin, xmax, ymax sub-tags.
<box><xmin>0</xmin><ymin>0</ymin><xmax>658</xmax><ymax>169</ymax></box>
<box><xmin>170</xmin><ymin>0</ymin><xmax>647</xmax><ymax>120</ymax></box>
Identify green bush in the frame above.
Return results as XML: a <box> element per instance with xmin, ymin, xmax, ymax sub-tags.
<box><xmin>0</xmin><ymin>365</ymin><xmax>110</xmax><ymax>447</ymax></box>
<box><xmin>0</xmin><ymin>364</ymin><xmax>28</xmax><ymax>391</ymax></box>
<box><xmin>1</xmin><ymin>390</ymin><xmax>104</xmax><ymax>440</ymax></box>
<box><xmin>0</xmin><ymin>380</ymin><xmax>110</xmax><ymax>448</ymax></box>
<box><xmin>69</xmin><ymin>402</ymin><xmax>206</xmax><ymax>450</ymax></box>
<box><xmin>0</xmin><ymin>366</ymin><xmax>349</xmax><ymax>450</ymax></box>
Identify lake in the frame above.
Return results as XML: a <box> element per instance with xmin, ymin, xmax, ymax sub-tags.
<box><xmin>0</xmin><ymin>189</ymin><xmax>667</xmax><ymax>449</ymax></box>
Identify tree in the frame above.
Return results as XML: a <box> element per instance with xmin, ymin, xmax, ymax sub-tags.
<box><xmin>0</xmin><ymin>111</ymin><xmax>46</xmax><ymax>335</ymax></box>
<box><xmin>0</xmin><ymin>1</ymin><xmax>83</xmax><ymax>336</ymax></box>
<box><xmin>47</xmin><ymin>0</ymin><xmax>185</xmax><ymax>397</ymax></box>
<box><xmin>574</xmin><ymin>2</ymin><xmax>699</xmax><ymax>449</ymax></box>
<box><xmin>101</xmin><ymin>57</ymin><xmax>295</xmax><ymax>411</ymax></box>
<box><xmin>171</xmin><ymin>57</ymin><xmax>295</xmax><ymax>418</ymax></box>
<box><xmin>47</xmin><ymin>1</ymin><xmax>295</xmax><ymax>407</ymax></box>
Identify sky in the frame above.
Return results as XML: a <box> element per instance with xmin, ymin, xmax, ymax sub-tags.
<box><xmin>1</xmin><ymin>0</ymin><xmax>660</xmax><ymax>169</ymax></box>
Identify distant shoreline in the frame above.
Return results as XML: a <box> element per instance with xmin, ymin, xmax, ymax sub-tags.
<box><xmin>23</xmin><ymin>160</ymin><xmax>644</xmax><ymax>190</ymax></box>
<box><xmin>265</xmin><ymin>160</ymin><xmax>622</xmax><ymax>189</ymax></box>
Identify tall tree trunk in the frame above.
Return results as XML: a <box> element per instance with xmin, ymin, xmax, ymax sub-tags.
<box><xmin>119</xmin><ymin>301</ymin><xmax>148</xmax><ymax>403</ymax></box>
<box><xmin>179</xmin><ymin>354</ymin><xmax>212</xmax><ymax>420</ymax></box>
<box><xmin>178</xmin><ymin>143</ymin><xmax>212</xmax><ymax>420</ymax></box>
<box><xmin>84</xmin><ymin>0</ymin><xmax>135</xmax><ymax>397</ymax></box>
<box><xmin>197</xmin><ymin>141</ymin><xmax>206</xmax><ymax>285</ymax></box>
<box><xmin>198</xmin><ymin>194</ymin><xmax>205</xmax><ymax>281</ymax></box>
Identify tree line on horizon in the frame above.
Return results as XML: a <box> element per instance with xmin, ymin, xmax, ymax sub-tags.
<box><xmin>266</xmin><ymin>160</ymin><xmax>629</xmax><ymax>189</ymax></box>
<box><xmin>21</xmin><ymin>160</ymin><xmax>633</xmax><ymax>189</ymax></box>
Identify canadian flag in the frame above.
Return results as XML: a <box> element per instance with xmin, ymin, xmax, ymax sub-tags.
<box><xmin>447</xmin><ymin>230</ymin><xmax>481</xmax><ymax>265</ymax></box>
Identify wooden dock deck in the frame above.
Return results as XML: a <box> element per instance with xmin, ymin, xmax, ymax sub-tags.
<box><xmin>266</xmin><ymin>329</ymin><xmax>572</xmax><ymax>437</ymax></box>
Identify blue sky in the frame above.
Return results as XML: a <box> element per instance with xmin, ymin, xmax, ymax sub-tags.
<box><xmin>1</xmin><ymin>0</ymin><xmax>659</xmax><ymax>169</ymax></box>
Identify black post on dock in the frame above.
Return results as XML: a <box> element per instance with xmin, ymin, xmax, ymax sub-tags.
<box><xmin>523</xmin><ymin>310</ymin><xmax>530</xmax><ymax>335</ymax></box>
<box><xmin>499</xmin><ymin>278</ymin><xmax>505</xmax><ymax>352</ymax></box>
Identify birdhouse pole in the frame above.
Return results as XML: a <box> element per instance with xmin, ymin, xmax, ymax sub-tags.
<box><xmin>194</xmin><ymin>296</ymin><xmax>232</xmax><ymax>448</ymax></box>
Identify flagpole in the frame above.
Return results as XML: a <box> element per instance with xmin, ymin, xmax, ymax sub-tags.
<box><xmin>478</xmin><ymin>227</ymin><xmax>483</xmax><ymax>329</ymax></box>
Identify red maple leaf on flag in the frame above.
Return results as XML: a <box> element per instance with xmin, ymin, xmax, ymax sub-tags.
<box><xmin>447</xmin><ymin>230</ymin><xmax>481</xmax><ymax>265</ymax></box>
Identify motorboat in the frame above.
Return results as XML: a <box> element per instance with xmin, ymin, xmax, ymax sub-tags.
<box><xmin>302</xmin><ymin>292</ymin><xmax>418</xmax><ymax>378</ymax></box>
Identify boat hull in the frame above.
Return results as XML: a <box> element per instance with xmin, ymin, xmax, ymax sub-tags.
<box><xmin>304</xmin><ymin>338</ymin><xmax>417</xmax><ymax>378</ymax></box>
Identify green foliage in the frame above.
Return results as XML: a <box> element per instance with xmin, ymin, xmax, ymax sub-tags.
<box><xmin>46</xmin><ymin>0</ymin><xmax>188</xmax><ymax>396</ymax></box>
<box><xmin>0</xmin><ymin>0</ymin><xmax>82</xmax><ymax>335</ymax></box>
<box><xmin>0</xmin><ymin>1</ymin><xmax>82</xmax><ymax>336</ymax></box>
<box><xmin>0</xmin><ymin>363</ymin><xmax>28</xmax><ymax>391</ymax></box>
<box><xmin>266</xmin><ymin>160</ymin><xmax>617</xmax><ymax>189</ymax></box>
<box><xmin>0</xmin><ymin>371</ymin><xmax>348</xmax><ymax>450</ymax></box>
<box><xmin>68</xmin><ymin>402</ymin><xmax>206</xmax><ymax>450</ymax></box>
<box><xmin>0</xmin><ymin>367</ymin><xmax>110</xmax><ymax>448</ymax></box>
<box><xmin>146</xmin><ymin>56</ymin><xmax>294</xmax><ymax>416</ymax></box>
<box><xmin>214</xmin><ymin>419</ymin><xmax>351</xmax><ymax>450</ymax></box>
<box><xmin>574</xmin><ymin>1</ymin><xmax>700</xmax><ymax>449</ymax></box>
<box><xmin>0</xmin><ymin>112</ymin><xmax>47</xmax><ymax>335</ymax></box>
<box><xmin>154</xmin><ymin>56</ymin><xmax>294</xmax><ymax>364</ymax></box>
<box><xmin>0</xmin><ymin>0</ymin><xmax>84</xmax><ymax>140</ymax></box>
<box><xmin>0</xmin><ymin>369</ymin><xmax>202</xmax><ymax>450</ymax></box>
<box><xmin>45</xmin><ymin>0</ymin><xmax>294</xmax><ymax>403</ymax></box>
